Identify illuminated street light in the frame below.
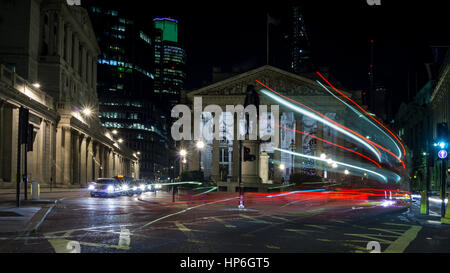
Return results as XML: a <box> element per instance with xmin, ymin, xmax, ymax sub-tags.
<box><xmin>179</xmin><ymin>149</ymin><xmax>187</xmax><ymax>157</ymax></box>
<box><xmin>82</xmin><ymin>108</ymin><xmax>92</xmax><ymax>116</ymax></box>
<box><xmin>327</xmin><ymin>158</ymin><xmax>333</xmax><ymax>165</ymax></box>
<box><xmin>112</xmin><ymin>129</ymin><xmax>118</xmax><ymax>135</ymax></box>
<box><xmin>320</xmin><ymin>153</ymin><xmax>327</xmax><ymax>160</ymax></box>
<box><xmin>137</xmin><ymin>151</ymin><xmax>141</xmax><ymax>155</ymax></box>
<box><xmin>279</xmin><ymin>164</ymin><xmax>285</xmax><ymax>170</ymax></box>
<box><xmin>196</xmin><ymin>140</ymin><xmax>205</xmax><ymax>149</ymax></box>
<box><xmin>344</xmin><ymin>169</ymin><xmax>350</xmax><ymax>175</ymax></box>
<box><xmin>32</xmin><ymin>82</ymin><xmax>41</xmax><ymax>88</ymax></box>
<box><xmin>118</xmin><ymin>138</ymin><xmax>123</xmax><ymax>143</ymax></box>
<box><xmin>332</xmin><ymin>162</ymin><xmax>338</xmax><ymax>168</ymax></box>
<box><xmin>182</xmin><ymin>158</ymin><xmax>187</xmax><ymax>164</ymax></box>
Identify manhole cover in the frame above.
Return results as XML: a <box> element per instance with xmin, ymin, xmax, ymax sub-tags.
<box><xmin>0</xmin><ymin>211</ymin><xmax>23</xmax><ymax>217</ymax></box>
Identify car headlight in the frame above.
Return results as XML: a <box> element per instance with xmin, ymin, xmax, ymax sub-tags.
<box><xmin>133</xmin><ymin>186</ymin><xmax>137</xmax><ymax>191</ymax></box>
<box><xmin>122</xmin><ymin>185</ymin><xmax>129</xmax><ymax>190</ymax></box>
<box><xmin>88</xmin><ymin>185</ymin><xmax>95</xmax><ymax>190</ymax></box>
<box><xmin>139</xmin><ymin>184</ymin><xmax>145</xmax><ymax>190</ymax></box>
<box><xmin>156</xmin><ymin>184</ymin><xmax>162</xmax><ymax>189</ymax></box>
<box><xmin>107</xmin><ymin>185</ymin><xmax>114</xmax><ymax>192</ymax></box>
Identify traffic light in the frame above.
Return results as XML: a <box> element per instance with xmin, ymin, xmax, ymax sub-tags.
<box><xmin>436</xmin><ymin>122</ymin><xmax>449</xmax><ymax>149</ymax></box>
<box><xmin>243</xmin><ymin>146</ymin><xmax>256</xmax><ymax>162</ymax></box>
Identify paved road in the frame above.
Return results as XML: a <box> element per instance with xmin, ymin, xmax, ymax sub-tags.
<box><xmin>0</xmin><ymin>188</ymin><xmax>449</xmax><ymax>253</ymax></box>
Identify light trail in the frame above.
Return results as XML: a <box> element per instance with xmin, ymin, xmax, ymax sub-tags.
<box><xmin>259</xmin><ymin>87</ymin><xmax>383</xmax><ymax>162</ymax></box>
<box><xmin>274</xmin><ymin>147</ymin><xmax>388</xmax><ymax>182</ymax></box>
<box><xmin>316</xmin><ymin>71</ymin><xmax>406</xmax><ymax>157</ymax></box>
<box><xmin>267</xmin><ymin>189</ymin><xmax>326</xmax><ymax>198</ymax></box>
<box><xmin>317</xmin><ymin>81</ymin><xmax>406</xmax><ymax>169</ymax></box>
<box><xmin>274</xmin><ymin>121</ymin><xmax>382</xmax><ymax>168</ymax></box>
<box><xmin>316</xmin><ymin>80</ymin><xmax>402</xmax><ymax>159</ymax></box>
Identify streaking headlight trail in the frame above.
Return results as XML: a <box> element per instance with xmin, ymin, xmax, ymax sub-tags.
<box><xmin>274</xmin><ymin>147</ymin><xmax>388</xmax><ymax>182</ymax></box>
<box><xmin>316</xmin><ymin>80</ymin><xmax>402</xmax><ymax>160</ymax></box>
<box><xmin>260</xmin><ymin>88</ymin><xmax>383</xmax><ymax>162</ymax></box>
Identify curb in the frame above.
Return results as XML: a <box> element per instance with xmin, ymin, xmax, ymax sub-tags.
<box><xmin>0</xmin><ymin>199</ymin><xmax>60</xmax><ymax>236</ymax></box>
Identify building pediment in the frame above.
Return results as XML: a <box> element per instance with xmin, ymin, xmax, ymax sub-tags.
<box><xmin>187</xmin><ymin>65</ymin><xmax>352</xmax><ymax>100</ymax></box>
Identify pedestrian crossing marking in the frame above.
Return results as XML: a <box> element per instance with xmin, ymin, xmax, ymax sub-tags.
<box><xmin>284</xmin><ymin>228</ymin><xmax>316</xmax><ymax>235</ymax></box>
<box><xmin>304</xmin><ymin>224</ymin><xmax>327</xmax><ymax>230</ymax></box>
<box><xmin>239</xmin><ymin>214</ymin><xmax>275</xmax><ymax>225</ymax></box>
<box><xmin>175</xmin><ymin>221</ymin><xmax>192</xmax><ymax>233</ymax></box>
<box><xmin>344</xmin><ymin>233</ymin><xmax>394</xmax><ymax>244</ymax></box>
<box><xmin>210</xmin><ymin>217</ymin><xmax>236</xmax><ymax>228</ymax></box>
<box><xmin>382</xmin><ymin>222</ymin><xmax>411</xmax><ymax>227</ymax></box>
<box><xmin>368</xmin><ymin>228</ymin><xmax>404</xmax><ymax>236</ymax></box>
<box><xmin>384</xmin><ymin>225</ymin><xmax>422</xmax><ymax>253</ymax></box>
<box><xmin>265</xmin><ymin>244</ymin><xmax>280</xmax><ymax>249</ymax></box>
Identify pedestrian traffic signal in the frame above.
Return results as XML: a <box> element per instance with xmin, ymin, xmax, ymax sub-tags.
<box><xmin>243</xmin><ymin>146</ymin><xmax>256</xmax><ymax>161</ymax></box>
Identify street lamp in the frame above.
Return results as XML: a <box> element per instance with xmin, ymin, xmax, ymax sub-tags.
<box><xmin>112</xmin><ymin>129</ymin><xmax>118</xmax><ymax>135</ymax></box>
<box><xmin>196</xmin><ymin>140</ymin><xmax>205</xmax><ymax>171</ymax></box>
<box><xmin>179</xmin><ymin>149</ymin><xmax>187</xmax><ymax>157</ymax></box>
<box><xmin>118</xmin><ymin>138</ymin><xmax>123</xmax><ymax>143</ymax></box>
<box><xmin>320</xmin><ymin>153</ymin><xmax>327</xmax><ymax>160</ymax></box>
<box><xmin>344</xmin><ymin>169</ymin><xmax>350</xmax><ymax>175</ymax></box>
<box><xmin>82</xmin><ymin>107</ymin><xmax>92</xmax><ymax>116</ymax></box>
<box><xmin>32</xmin><ymin>82</ymin><xmax>41</xmax><ymax>88</ymax></box>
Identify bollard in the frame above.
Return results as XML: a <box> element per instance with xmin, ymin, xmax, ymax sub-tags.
<box><xmin>31</xmin><ymin>181</ymin><xmax>40</xmax><ymax>200</ymax></box>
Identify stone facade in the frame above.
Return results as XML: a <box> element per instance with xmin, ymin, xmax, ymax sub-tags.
<box><xmin>180</xmin><ymin>65</ymin><xmax>354</xmax><ymax>192</ymax></box>
<box><xmin>0</xmin><ymin>0</ymin><xmax>139</xmax><ymax>188</ymax></box>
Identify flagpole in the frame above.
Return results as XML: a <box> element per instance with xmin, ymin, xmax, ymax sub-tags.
<box><xmin>266</xmin><ymin>13</ymin><xmax>269</xmax><ymax>65</ymax></box>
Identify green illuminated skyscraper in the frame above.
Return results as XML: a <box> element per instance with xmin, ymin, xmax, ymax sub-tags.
<box><xmin>154</xmin><ymin>17</ymin><xmax>186</xmax><ymax>109</ymax></box>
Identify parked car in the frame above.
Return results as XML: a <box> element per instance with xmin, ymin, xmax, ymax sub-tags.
<box><xmin>89</xmin><ymin>178</ymin><xmax>122</xmax><ymax>197</ymax></box>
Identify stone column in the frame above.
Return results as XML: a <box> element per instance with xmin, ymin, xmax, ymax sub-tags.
<box><xmin>211</xmin><ymin>139</ymin><xmax>220</xmax><ymax>182</ymax></box>
<box><xmin>273</xmin><ymin>113</ymin><xmax>282</xmax><ymax>184</ymax></box>
<box><xmin>1</xmin><ymin>104</ymin><xmax>16</xmax><ymax>183</ymax></box>
<box><xmin>72</xmin><ymin>34</ymin><xmax>79</xmax><ymax>73</ymax></box>
<box><xmin>48</xmin><ymin>11</ymin><xmax>56</xmax><ymax>55</ymax></box>
<box><xmin>232</xmin><ymin>115</ymin><xmax>239</xmax><ymax>183</ymax></box>
<box><xmin>294</xmin><ymin>117</ymin><xmax>303</xmax><ymax>174</ymax></box>
<box><xmin>81</xmin><ymin>45</ymin><xmax>87</xmax><ymax>82</ymax></box>
<box><xmin>80</xmin><ymin>134</ymin><xmax>87</xmax><ymax>186</ymax></box>
<box><xmin>94</xmin><ymin>142</ymin><xmax>100</xmax><ymax>179</ymax></box>
<box><xmin>316</xmin><ymin>122</ymin><xmax>324</xmax><ymax>177</ymax></box>
<box><xmin>72</xmin><ymin>131</ymin><xmax>80</xmax><ymax>185</ymax></box>
<box><xmin>65</xmin><ymin>25</ymin><xmax>72</xmax><ymax>65</ymax></box>
<box><xmin>86</xmin><ymin>138</ymin><xmax>93</xmax><ymax>181</ymax></box>
<box><xmin>87</xmin><ymin>52</ymin><xmax>92</xmax><ymax>88</ymax></box>
<box><xmin>63</xmin><ymin>127</ymin><xmax>72</xmax><ymax>185</ymax></box>
<box><xmin>56</xmin><ymin>13</ymin><xmax>64</xmax><ymax>57</ymax></box>
<box><xmin>55</xmin><ymin>126</ymin><xmax>63</xmax><ymax>184</ymax></box>
<box><xmin>259</xmin><ymin>152</ymin><xmax>270</xmax><ymax>184</ymax></box>
<box><xmin>0</xmin><ymin>101</ymin><xmax>4</xmax><ymax>181</ymax></box>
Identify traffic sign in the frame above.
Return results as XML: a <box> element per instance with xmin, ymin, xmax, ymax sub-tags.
<box><xmin>438</xmin><ymin>149</ymin><xmax>448</xmax><ymax>159</ymax></box>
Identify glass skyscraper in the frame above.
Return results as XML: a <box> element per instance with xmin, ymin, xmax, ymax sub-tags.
<box><xmin>86</xmin><ymin>4</ymin><xmax>170</xmax><ymax>180</ymax></box>
<box><xmin>153</xmin><ymin>17</ymin><xmax>186</xmax><ymax>109</ymax></box>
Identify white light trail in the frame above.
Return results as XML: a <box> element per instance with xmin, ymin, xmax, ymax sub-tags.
<box><xmin>274</xmin><ymin>147</ymin><xmax>387</xmax><ymax>182</ymax></box>
<box><xmin>261</xmin><ymin>89</ymin><xmax>382</xmax><ymax>162</ymax></box>
<box><xmin>316</xmin><ymin>80</ymin><xmax>402</xmax><ymax>159</ymax></box>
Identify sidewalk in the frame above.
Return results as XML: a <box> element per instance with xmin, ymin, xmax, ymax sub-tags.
<box><xmin>0</xmin><ymin>189</ymin><xmax>76</xmax><ymax>235</ymax></box>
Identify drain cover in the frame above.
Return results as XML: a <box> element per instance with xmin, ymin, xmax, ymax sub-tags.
<box><xmin>0</xmin><ymin>211</ymin><xmax>23</xmax><ymax>217</ymax></box>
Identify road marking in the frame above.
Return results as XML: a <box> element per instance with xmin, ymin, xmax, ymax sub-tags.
<box><xmin>284</xmin><ymin>228</ymin><xmax>316</xmax><ymax>235</ymax></box>
<box><xmin>175</xmin><ymin>221</ymin><xmax>191</xmax><ymax>233</ymax></box>
<box><xmin>382</xmin><ymin>222</ymin><xmax>411</xmax><ymax>227</ymax></box>
<box><xmin>344</xmin><ymin>233</ymin><xmax>394</xmax><ymax>244</ymax></box>
<box><xmin>268</xmin><ymin>215</ymin><xmax>290</xmax><ymax>222</ymax></box>
<box><xmin>384</xmin><ymin>225</ymin><xmax>422</xmax><ymax>253</ymax></box>
<box><xmin>239</xmin><ymin>214</ymin><xmax>274</xmax><ymax>225</ymax></box>
<box><xmin>368</xmin><ymin>228</ymin><xmax>404</xmax><ymax>236</ymax></box>
<box><xmin>48</xmin><ymin>239</ymin><xmax>130</xmax><ymax>253</ymax></box>
<box><xmin>133</xmin><ymin>196</ymin><xmax>238</xmax><ymax>232</ymax></box>
<box><xmin>265</xmin><ymin>244</ymin><xmax>280</xmax><ymax>249</ymax></box>
<box><xmin>210</xmin><ymin>217</ymin><xmax>236</xmax><ymax>228</ymax></box>
<box><xmin>304</xmin><ymin>224</ymin><xmax>327</xmax><ymax>230</ymax></box>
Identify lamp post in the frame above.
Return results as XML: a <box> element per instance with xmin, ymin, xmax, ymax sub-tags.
<box><xmin>196</xmin><ymin>140</ymin><xmax>205</xmax><ymax>172</ymax></box>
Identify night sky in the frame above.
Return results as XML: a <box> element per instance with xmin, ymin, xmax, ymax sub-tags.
<box><xmin>87</xmin><ymin>0</ymin><xmax>450</xmax><ymax>117</ymax></box>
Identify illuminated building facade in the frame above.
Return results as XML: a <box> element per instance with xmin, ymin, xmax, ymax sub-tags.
<box><xmin>86</xmin><ymin>4</ymin><xmax>170</xmax><ymax>179</ymax></box>
<box><xmin>0</xmin><ymin>0</ymin><xmax>139</xmax><ymax>188</ymax></box>
<box><xmin>154</xmin><ymin>17</ymin><xmax>186</xmax><ymax>109</ymax></box>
